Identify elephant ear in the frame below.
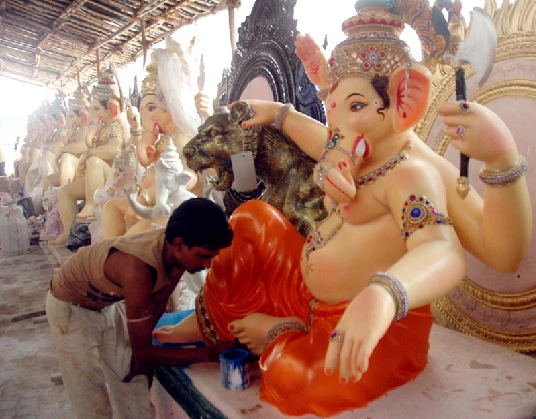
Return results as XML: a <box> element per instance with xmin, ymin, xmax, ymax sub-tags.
<box><xmin>388</xmin><ymin>63</ymin><xmax>432</xmax><ymax>132</ymax></box>
<box><xmin>107</xmin><ymin>101</ymin><xmax>119</xmax><ymax>118</ymax></box>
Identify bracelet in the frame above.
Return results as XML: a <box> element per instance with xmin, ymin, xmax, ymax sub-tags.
<box><xmin>126</xmin><ymin>314</ymin><xmax>152</xmax><ymax>323</ymax></box>
<box><xmin>479</xmin><ymin>155</ymin><xmax>528</xmax><ymax>187</ymax></box>
<box><xmin>316</xmin><ymin>87</ymin><xmax>329</xmax><ymax>101</ymax></box>
<box><xmin>266</xmin><ymin>321</ymin><xmax>307</xmax><ymax>346</ymax></box>
<box><xmin>273</xmin><ymin>103</ymin><xmax>294</xmax><ymax>130</ymax></box>
<box><xmin>368</xmin><ymin>272</ymin><xmax>409</xmax><ymax>322</ymax></box>
<box><xmin>130</xmin><ymin>130</ymin><xmax>142</xmax><ymax>136</ymax></box>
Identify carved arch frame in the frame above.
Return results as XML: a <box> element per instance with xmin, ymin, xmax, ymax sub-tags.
<box><xmin>415</xmin><ymin>31</ymin><xmax>536</xmax><ymax>353</ymax></box>
<box><xmin>225</xmin><ymin>0</ymin><xmax>325</xmax><ymax>123</ymax></box>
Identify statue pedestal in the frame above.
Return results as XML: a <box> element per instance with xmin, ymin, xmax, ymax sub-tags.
<box><xmin>152</xmin><ymin>319</ymin><xmax>536</xmax><ymax>419</ymax></box>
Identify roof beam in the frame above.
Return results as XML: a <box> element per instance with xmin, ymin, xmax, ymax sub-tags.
<box><xmin>33</xmin><ymin>1</ymin><xmax>89</xmax><ymax>78</ymax></box>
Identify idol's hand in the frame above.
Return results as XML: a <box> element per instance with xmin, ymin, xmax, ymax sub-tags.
<box><xmin>124</xmin><ymin>205</ymin><xmax>141</xmax><ymax>226</ymax></box>
<box><xmin>437</xmin><ymin>101</ymin><xmax>520</xmax><ymax>170</ymax></box>
<box><xmin>127</xmin><ymin>106</ymin><xmax>141</xmax><ymax>129</ymax></box>
<box><xmin>230</xmin><ymin>100</ymin><xmax>283</xmax><ymax>129</ymax></box>
<box><xmin>295</xmin><ymin>33</ymin><xmax>329</xmax><ymax>90</ymax></box>
<box><xmin>195</xmin><ymin>91</ymin><xmax>213</xmax><ymax>122</ymax></box>
<box><xmin>324</xmin><ymin>285</ymin><xmax>395</xmax><ymax>383</ymax></box>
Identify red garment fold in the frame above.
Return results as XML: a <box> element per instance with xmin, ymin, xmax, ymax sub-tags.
<box><xmin>199</xmin><ymin>200</ymin><xmax>433</xmax><ymax>416</ymax></box>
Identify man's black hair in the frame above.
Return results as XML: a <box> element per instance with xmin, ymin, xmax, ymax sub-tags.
<box><xmin>165</xmin><ymin>198</ymin><xmax>233</xmax><ymax>250</ymax></box>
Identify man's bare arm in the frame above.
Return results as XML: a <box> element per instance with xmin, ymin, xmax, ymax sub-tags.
<box><xmin>104</xmin><ymin>251</ymin><xmax>227</xmax><ymax>370</ymax></box>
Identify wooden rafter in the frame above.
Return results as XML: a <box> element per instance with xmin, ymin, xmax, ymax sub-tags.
<box><xmin>0</xmin><ymin>0</ymin><xmax>230</xmax><ymax>92</ymax></box>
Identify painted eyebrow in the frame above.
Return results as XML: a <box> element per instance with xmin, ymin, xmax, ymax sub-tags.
<box><xmin>345</xmin><ymin>93</ymin><xmax>366</xmax><ymax>100</ymax></box>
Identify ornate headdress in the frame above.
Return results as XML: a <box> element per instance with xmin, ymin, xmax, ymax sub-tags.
<box><xmin>49</xmin><ymin>93</ymin><xmax>67</xmax><ymax>118</ymax></box>
<box><xmin>138</xmin><ymin>36</ymin><xmax>201</xmax><ymax>138</ymax></box>
<box><xmin>92</xmin><ymin>63</ymin><xmax>123</xmax><ymax>106</ymax></box>
<box><xmin>68</xmin><ymin>84</ymin><xmax>90</xmax><ymax>112</ymax></box>
<box><xmin>328</xmin><ymin>0</ymin><xmax>461</xmax><ymax>84</ymax></box>
<box><xmin>140</xmin><ymin>63</ymin><xmax>157</xmax><ymax>99</ymax></box>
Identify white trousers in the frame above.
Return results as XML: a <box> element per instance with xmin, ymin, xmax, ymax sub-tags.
<box><xmin>46</xmin><ymin>291</ymin><xmax>155</xmax><ymax>419</ymax></box>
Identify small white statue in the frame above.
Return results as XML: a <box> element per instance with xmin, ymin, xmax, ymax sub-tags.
<box><xmin>127</xmin><ymin>137</ymin><xmax>195</xmax><ymax>219</ymax></box>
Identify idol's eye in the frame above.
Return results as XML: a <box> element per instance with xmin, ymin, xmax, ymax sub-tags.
<box><xmin>148</xmin><ymin>105</ymin><xmax>157</xmax><ymax>112</ymax></box>
<box><xmin>350</xmin><ymin>102</ymin><xmax>367</xmax><ymax>112</ymax></box>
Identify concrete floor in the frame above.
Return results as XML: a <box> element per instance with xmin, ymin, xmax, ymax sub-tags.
<box><xmin>2</xmin><ymin>242</ymin><xmax>536</xmax><ymax>419</ymax></box>
<box><xmin>0</xmin><ymin>244</ymin><xmax>73</xmax><ymax>419</ymax></box>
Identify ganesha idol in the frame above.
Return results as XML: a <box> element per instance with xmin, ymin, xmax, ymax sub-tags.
<box><xmin>153</xmin><ymin>0</ymin><xmax>531</xmax><ymax>416</ymax></box>
<box><xmin>99</xmin><ymin>40</ymin><xmax>202</xmax><ymax>241</ymax></box>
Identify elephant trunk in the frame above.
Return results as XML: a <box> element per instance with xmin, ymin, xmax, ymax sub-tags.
<box><xmin>126</xmin><ymin>189</ymin><xmax>163</xmax><ymax>220</ymax></box>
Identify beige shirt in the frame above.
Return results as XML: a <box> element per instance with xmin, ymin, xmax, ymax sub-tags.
<box><xmin>51</xmin><ymin>229</ymin><xmax>171</xmax><ymax>311</ymax></box>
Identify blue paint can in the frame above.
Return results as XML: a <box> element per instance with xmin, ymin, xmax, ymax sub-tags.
<box><xmin>219</xmin><ymin>348</ymin><xmax>251</xmax><ymax>390</ymax></box>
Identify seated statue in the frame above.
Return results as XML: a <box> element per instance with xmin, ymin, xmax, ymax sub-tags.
<box><xmin>23</xmin><ymin>104</ymin><xmax>58</xmax><ymax>195</ymax></box>
<box><xmin>16</xmin><ymin>113</ymin><xmax>42</xmax><ymax>187</ymax></box>
<box><xmin>153</xmin><ymin>2</ymin><xmax>531</xmax><ymax>416</ymax></box>
<box><xmin>100</xmin><ymin>41</ymin><xmax>202</xmax><ymax>240</ymax></box>
<box><xmin>33</xmin><ymin>94</ymin><xmax>70</xmax><ymax>191</ymax></box>
<box><xmin>49</xmin><ymin>65</ymin><xmax>128</xmax><ymax>246</ymax></box>
<box><xmin>44</xmin><ymin>84</ymin><xmax>92</xmax><ymax>191</ymax></box>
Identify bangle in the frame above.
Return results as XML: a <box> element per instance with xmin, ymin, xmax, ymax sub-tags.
<box><xmin>479</xmin><ymin>155</ymin><xmax>528</xmax><ymax>187</ymax></box>
<box><xmin>266</xmin><ymin>321</ymin><xmax>307</xmax><ymax>346</ymax></box>
<box><xmin>368</xmin><ymin>272</ymin><xmax>409</xmax><ymax>322</ymax></box>
<box><xmin>130</xmin><ymin>129</ymin><xmax>142</xmax><ymax>136</ymax></box>
<box><xmin>316</xmin><ymin>87</ymin><xmax>329</xmax><ymax>101</ymax></box>
<box><xmin>126</xmin><ymin>314</ymin><xmax>152</xmax><ymax>323</ymax></box>
<box><xmin>273</xmin><ymin>103</ymin><xmax>294</xmax><ymax>130</ymax></box>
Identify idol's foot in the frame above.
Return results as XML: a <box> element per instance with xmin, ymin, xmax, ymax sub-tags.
<box><xmin>76</xmin><ymin>204</ymin><xmax>96</xmax><ymax>220</ymax></box>
<box><xmin>229</xmin><ymin>314</ymin><xmax>305</xmax><ymax>356</ymax></box>
<box><xmin>49</xmin><ymin>232</ymin><xmax>69</xmax><ymax>246</ymax></box>
<box><xmin>152</xmin><ymin>313</ymin><xmax>202</xmax><ymax>344</ymax></box>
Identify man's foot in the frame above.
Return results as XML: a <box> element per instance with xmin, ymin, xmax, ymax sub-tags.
<box><xmin>49</xmin><ymin>232</ymin><xmax>69</xmax><ymax>246</ymax></box>
<box><xmin>229</xmin><ymin>314</ymin><xmax>305</xmax><ymax>356</ymax></box>
<box><xmin>76</xmin><ymin>204</ymin><xmax>96</xmax><ymax>220</ymax></box>
<box><xmin>152</xmin><ymin>314</ymin><xmax>203</xmax><ymax>344</ymax></box>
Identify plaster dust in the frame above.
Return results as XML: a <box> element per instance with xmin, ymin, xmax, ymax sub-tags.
<box><xmin>0</xmin><ymin>244</ymin><xmax>73</xmax><ymax>419</ymax></box>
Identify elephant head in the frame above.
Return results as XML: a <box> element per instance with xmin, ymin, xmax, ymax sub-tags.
<box><xmin>127</xmin><ymin>138</ymin><xmax>195</xmax><ymax>220</ymax></box>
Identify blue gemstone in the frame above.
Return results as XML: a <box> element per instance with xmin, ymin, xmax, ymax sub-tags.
<box><xmin>410</xmin><ymin>208</ymin><xmax>422</xmax><ymax>218</ymax></box>
<box><xmin>370</xmin><ymin>53</ymin><xmax>377</xmax><ymax>61</ymax></box>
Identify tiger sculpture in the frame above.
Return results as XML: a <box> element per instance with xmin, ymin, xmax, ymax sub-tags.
<box><xmin>182</xmin><ymin>101</ymin><xmax>327</xmax><ymax>237</ymax></box>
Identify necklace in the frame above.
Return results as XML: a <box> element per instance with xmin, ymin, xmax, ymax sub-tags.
<box><xmin>154</xmin><ymin>129</ymin><xmax>189</xmax><ymax>153</ymax></box>
<box><xmin>354</xmin><ymin>140</ymin><xmax>411</xmax><ymax>188</ymax></box>
<box><xmin>304</xmin><ymin>206</ymin><xmax>344</xmax><ymax>260</ymax></box>
<box><xmin>304</xmin><ymin>141</ymin><xmax>412</xmax><ymax>260</ymax></box>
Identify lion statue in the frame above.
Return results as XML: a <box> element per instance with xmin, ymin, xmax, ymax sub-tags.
<box><xmin>182</xmin><ymin>101</ymin><xmax>327</xmax><ymax>237</ymax></box>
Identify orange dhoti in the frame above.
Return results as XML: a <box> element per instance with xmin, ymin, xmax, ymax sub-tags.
<box><xmin>260</xmin><ymin>301</ymin><xmax>433</xmax><ymax>417</ymax></box>
<box><xmin>196</xmin><ymin>200</ymin><xmax>433</xmax><ymax>417</ymax></box>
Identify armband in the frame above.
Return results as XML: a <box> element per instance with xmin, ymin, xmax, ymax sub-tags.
<box><xmin>401</xmin><ymin>194</ymin><xmax>452</xmax><ymax>242</ymax></box>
